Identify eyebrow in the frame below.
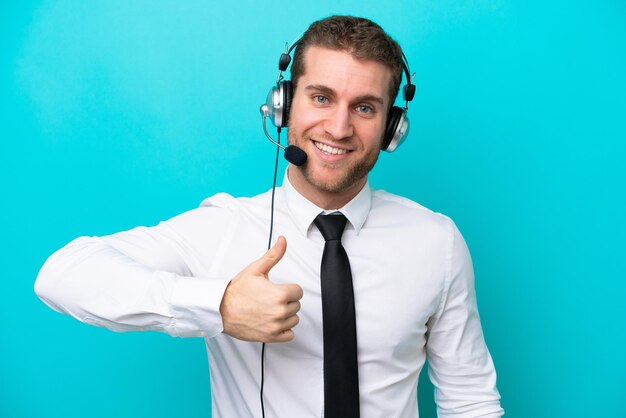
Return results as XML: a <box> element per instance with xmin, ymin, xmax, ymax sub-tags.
<box><xmin>304</xmin><ymin>84</ymin><xmax>385</xmax><ymax>107</ymax></box>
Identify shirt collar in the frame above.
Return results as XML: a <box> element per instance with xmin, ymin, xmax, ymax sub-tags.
<box><xmin>282</xmin><ymin>167</ymin><xmax>372</xmax><ymax>237</ymax></box>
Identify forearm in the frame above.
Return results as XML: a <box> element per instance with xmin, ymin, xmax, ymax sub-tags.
<box><xmin>35</xmin><ymin>226</ymin><xmax>230</xmax><ymax>337</ymax></box>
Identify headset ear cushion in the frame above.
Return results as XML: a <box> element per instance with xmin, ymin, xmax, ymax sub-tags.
<box><xmin>382</xmin><ymin>106</ymin><xmax>404</xmax><ymax>151</ymax></box>
<box><xmin>281</xmin><ymin>80</ymin><xmax>293</xmax><ymax>127</ymax></box>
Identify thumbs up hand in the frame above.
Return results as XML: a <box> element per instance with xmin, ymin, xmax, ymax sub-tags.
<box><xmin>219</xmin><ymin>236</ymin><xmax>304</xmax><ymax>342</ymax></box>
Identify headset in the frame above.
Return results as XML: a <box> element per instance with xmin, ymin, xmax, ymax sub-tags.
<box><xmin>261</xmin><ymin>37</ymin><xmax>416</xmax><ymax>157</ymax></box>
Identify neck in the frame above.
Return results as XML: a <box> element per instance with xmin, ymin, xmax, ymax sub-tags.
<box><xmin>287</xmin><ymin>166</ymin><xmax>367</xmax><ymax>210</ymax></box>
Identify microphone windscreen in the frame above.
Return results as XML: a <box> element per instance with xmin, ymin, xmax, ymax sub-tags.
<box><xmin>284</xmin><ymin>145</ymin><xmax>307</xmax><ymax>166</ymax></box>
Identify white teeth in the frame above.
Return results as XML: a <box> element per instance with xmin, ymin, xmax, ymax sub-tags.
<box><xmin>314</xmin><ymin>141</ymin><xmax>347</xmax><ymax>155</ymax></box>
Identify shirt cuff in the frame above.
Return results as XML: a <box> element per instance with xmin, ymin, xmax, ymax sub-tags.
<box><xmin>169</xmin><ymin>276</ymin><xmax>231</xmax><ymax>338</ymax></box>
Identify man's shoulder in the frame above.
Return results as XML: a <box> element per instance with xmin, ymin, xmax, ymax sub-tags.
<box><xmin>198</xmin><ymin>189</ymin><xmax>273</xmax><ymax>210</ymax></box>
<box><xmin>370</xmin><ymin>188</ymin><xmax>452</xmax><ymax>230</ymax></box>
<box><xmin>163</xmin><ymin>190</ymin><xmax>273</xmax><ymax>235</ymax></box>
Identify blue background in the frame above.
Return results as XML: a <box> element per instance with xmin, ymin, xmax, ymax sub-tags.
<box><xmin>1</xmin><ymin>1</ymin><xmax>625</xmax><ymax>417</ymax></box>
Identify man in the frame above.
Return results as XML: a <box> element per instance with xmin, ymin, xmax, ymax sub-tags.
<box><xmin>35</xmin><ymin>16</ymin><xmax>504</xmax><ymax>417</ymax></box>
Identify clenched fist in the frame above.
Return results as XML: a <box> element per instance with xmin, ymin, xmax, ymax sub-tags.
<box><xmin>219</xmin><ymin>236</ymin><xmax>303</xmax><ymax>343</ymax></box>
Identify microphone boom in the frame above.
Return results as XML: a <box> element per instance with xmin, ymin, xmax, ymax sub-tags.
<box><xmin>260</xmin><ymin>105</ymin><xmax>307</xmax><ymax>166</ymax></box>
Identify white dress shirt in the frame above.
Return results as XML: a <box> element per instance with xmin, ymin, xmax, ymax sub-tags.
<box><xmin>35</xmin><ymin>170</ymin><xmax>503</xmax><ymax>418</ymax></box>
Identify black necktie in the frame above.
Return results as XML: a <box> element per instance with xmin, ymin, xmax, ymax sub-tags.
<box><xmin>314</xmin><ymin>214</ymin><xmax>360</xmax><ymax>418</ymax></box>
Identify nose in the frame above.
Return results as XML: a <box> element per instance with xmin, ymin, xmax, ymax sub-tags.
<box><xmin>323</xmin><ymin>106</ymin><xmax>353</xmax><ymax>140</ymax></box>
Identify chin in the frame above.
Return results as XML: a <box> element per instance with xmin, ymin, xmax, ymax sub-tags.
<box><xmin>301</xmin><ymin>163</ymin><xmax>369</xmax><ymax>194</ymax></box>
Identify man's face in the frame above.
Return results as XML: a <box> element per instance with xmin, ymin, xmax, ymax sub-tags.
<box><xmin>287</xmin><ymin>46</ymin><xmax>393</xmax><ymax>206</ymax></box>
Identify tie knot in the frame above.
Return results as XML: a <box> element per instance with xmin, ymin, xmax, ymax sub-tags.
<box><xmin>314</xmin><ymin>214</ymin><xmax>348</xmax><ymax>242</ymax></box>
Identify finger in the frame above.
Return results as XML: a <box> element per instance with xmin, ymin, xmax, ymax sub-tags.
<box><xmin>270</xmin><ymin>329</ymin><xmax>295</xmax><ymax>343</ymax></box>
<box><xmin>278</xmin><ymin>283</ymin><xmax>304</xmax><ymax>302</ymax></box>
<box><xmin>249</xmin><ymin>236</ymin><xmax>287</xmax><ymax>276</ymax></box>
<box><xmin>283</xmin><ymin>300</ymin><xmax>301</xmax><ymax>317</ymax></box>
<box><xmin>280</xmin><ymin>314</ymin><xmax>300</xmax><ymax>331</ymax></box>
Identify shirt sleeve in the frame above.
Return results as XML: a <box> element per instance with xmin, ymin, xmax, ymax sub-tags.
<box><xmin>34</xmin><ymin>206</ymin><xmax>233</xmax><ymax>338</ymax></box>
<box><xmin>425</xmin><ymin>220</ymin><xmax>504</xmax><ymax>417</ymax></box>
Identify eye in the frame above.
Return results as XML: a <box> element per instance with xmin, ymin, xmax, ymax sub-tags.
<box><xmin>313</xmin><ymin>95</ymin><xmax>329</xmax><ymax>104</ymax></box>
<box><xmin>356</xmin><ymin>104</ymin><xmax>374</xmax><ymax>114</ymax></box>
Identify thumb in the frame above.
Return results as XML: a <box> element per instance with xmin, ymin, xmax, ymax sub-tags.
<box><xmin>250</xmin><ymin>235</ymin><xmax>287</xmax><ymax>276</ymax></box>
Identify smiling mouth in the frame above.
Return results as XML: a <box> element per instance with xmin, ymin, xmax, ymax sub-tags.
<box><xmin>313</xmin><ymin>141</ymin><xmax>349</xmax><ymax>155</ymax></box>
